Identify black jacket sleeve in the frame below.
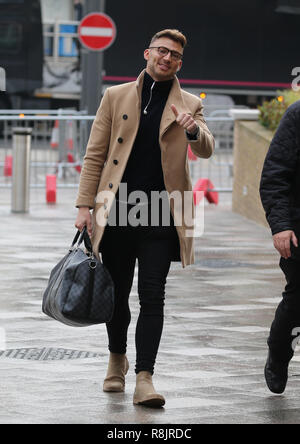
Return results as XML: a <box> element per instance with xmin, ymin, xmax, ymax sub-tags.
<box><xmin>260</xmin><ymin>106</ymin><xmax>299</xmax><ymax>235</ymax></box>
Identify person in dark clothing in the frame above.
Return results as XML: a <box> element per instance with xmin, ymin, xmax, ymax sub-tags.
<box><xmin>74</xmin><ymin>0</ymin><xmax>83</xmax><ymax>21</ymax></box>
<box><xmin>75</xmin><ymin>29</ymin><xmax>214</xmax><ymax>407</ymax></box>
<box><xmin>102</xmin><ymin>71</ymin><xmax>181</xmax><ymax>387</ymax></box>
<box><xmin>260</xmin><ymin>100</ymin><xmax>300</xmax><ymax>394</ymax></box>
<box><xmin>73</xmin><ymin>1</ymin><xmax>83</xmax><ymax>71</ymax></box>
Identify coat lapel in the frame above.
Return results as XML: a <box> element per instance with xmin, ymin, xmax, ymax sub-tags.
<box><xmin>160</xmin><ymin>76</ymin><xmax>190</xmax><ymax>139</ymax></box>
<box><xmin>135</xmin><ymin>70</ymin><xmax>190</xmax><ymax>140</ymax></box>
<box><xmin>135</xmin><ymin>70</ymin><xmax>144</xmax><ymax>106</ymax></box>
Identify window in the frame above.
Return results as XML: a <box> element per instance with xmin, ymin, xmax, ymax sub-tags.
<box><xmin>0</xmin><ymin>23</ymin><xmax>22</xmax><ymax>53</ymax></box>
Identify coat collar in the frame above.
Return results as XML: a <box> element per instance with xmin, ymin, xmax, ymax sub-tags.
<box><xmin>135</xmin><ymin>69</ymin><xmax>190</xmax><ymax>139</ymax></box>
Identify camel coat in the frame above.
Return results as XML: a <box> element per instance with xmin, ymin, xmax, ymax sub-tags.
<box><xmin>76</xmin><ymin>70</ymin><xmax>214</xmax><ymax>267</ymax></box>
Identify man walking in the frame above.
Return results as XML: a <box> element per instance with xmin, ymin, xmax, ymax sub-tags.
<box><xmin>260</xmin><ymin>100</ymin><xmax>300</xmax><ymax>394</ymax></box>
<box><xmin>75</xmin><ymin>29</ymin><xmax>214</xmax><ymax>407</ymax></box>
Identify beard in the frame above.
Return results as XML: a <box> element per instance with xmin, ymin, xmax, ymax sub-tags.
<box><xmin>146</xmin><ymin>61</ymin><xmax>176</xmax><ymax>81</ymax></box>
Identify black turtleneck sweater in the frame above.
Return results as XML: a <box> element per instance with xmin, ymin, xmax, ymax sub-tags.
<box><xmin>117</xmin><ymin>72</ymin><xmax>173</xmax><ymax>201</ymax></box>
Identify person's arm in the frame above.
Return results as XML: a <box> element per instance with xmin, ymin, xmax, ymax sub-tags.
<box><xmin>171</xmin><ymin>103</ymin><xmax>214</xmax><ymax>159</ymax></box>
<box><xmin>75</xmin><ymin>89</ymin><xmax>112</xmax><ymax>234</ymax></box>
<box><xmin>76</xmin><ymin>89</ymin><xmax>111</xmax><ymax>208</ymax></box>
<box><xmin>260</xmin><ymin>107</ymin><xmax>299</xmax><ymax>258</ymax></box>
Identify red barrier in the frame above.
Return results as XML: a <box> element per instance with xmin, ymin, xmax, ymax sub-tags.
<box><xmin>4</xmin><ymin>155</ymin><xmax>13</xmax><ymax>177</ymax></box>
<box><xmin>67</xmin><ymin>152</ymin><xmax>81</xmax><ymax>173</ymax></box>
<box><xmin>206</xmin><ymin>185</ymin><xmax>219</xmax><ymax>204</ymax></box>
<box><xmin>187</xmin><ymin>144</ymin><xmax>197</xmax><ymax>161</ymax></box>
<box><xmin>46</xmin><ymin>175</ymin><xmax>56</xmax><ymax>204</ymax></box>
<box><xmin>193</xmin><ymin>178</ymin><xmax>219</xmax><ymax>205</ymax></box>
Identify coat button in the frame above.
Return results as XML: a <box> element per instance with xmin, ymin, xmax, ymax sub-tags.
<box><xmin>109</xmin><ymin>183</ymin><xmax>113</xmax><ymax>189</ymax></box>
<box><xmin>123</xmin><ymin>114</ymin><xmax>128</xmax><ymax>120</ymax></box>
<box><xmin>118</xmin><ymin>137</ymin><xmax>123</xmax><ymax>144</ymax></box>
<box><xmin>113</xmin><ymin>159</ymin><xmax>118</xmax><ymax>165</ymax></box>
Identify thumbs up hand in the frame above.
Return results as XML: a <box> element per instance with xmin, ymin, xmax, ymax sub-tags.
<box><xmin>171</xmin><ymin>104</ymin><xmax>199</xmax><ymax>135</ymax></box>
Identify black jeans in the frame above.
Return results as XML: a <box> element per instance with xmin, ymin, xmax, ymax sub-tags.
<box><xmin>99</xmin><ymin>203</ymin><xmax>179</xmax><ymax>375</ymax></box>
<box><xmin>268</xmin><ymin>248</ymin><xmax>300</xmax><ymax>363</ymax></box>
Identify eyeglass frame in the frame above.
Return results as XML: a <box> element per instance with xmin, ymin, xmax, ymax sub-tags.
<box><xmin>148</xmin><ymin>46</ymin><xmax>183</xmax><ymax>61</ymax></box>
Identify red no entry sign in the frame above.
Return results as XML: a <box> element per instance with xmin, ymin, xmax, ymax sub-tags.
<box><xmin>78</xmin><ymin>12</ymin><xmax>117</xmax><ymax>51</ymax></box>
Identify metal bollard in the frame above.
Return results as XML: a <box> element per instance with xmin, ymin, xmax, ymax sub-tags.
<box><xmin>11</xmin><ymin>127</ymin><xmax>32</xmax><ymax>213</ymax></box>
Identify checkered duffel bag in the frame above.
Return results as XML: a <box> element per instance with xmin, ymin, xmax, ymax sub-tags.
<box><xmin>42</xmin><ymin>227</ymin><xmax>114</xmax><ymax>327</ymax></box>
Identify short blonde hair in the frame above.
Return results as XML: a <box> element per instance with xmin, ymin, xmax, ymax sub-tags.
<box><xmin>150</xmin><ymin>29</ymin><xmax>187</xmax><ymax>49</ymax></box>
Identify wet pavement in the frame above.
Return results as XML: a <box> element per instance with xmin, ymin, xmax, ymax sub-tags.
<box><xmin>0</xmin><ymin>189</ymin><xmax>300</xmax><ymax>424</ymax></box>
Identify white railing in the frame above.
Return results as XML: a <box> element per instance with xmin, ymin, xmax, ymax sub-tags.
<box><xmin>0</xmin><ymin>113</ymin><xmax>94</xmax><ymax>188</ymax></box>
<box><xmin>0</xmin><ymin>113</ymin><xmax>234</xmax><ymax>193</ymax></box>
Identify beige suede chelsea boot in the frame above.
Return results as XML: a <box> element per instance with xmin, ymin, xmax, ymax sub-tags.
<box><xmin>103</xmin><ymin>352</ymin><xmax>129</xmax><ymax>392</ymax></box>
<box><xmin>133</xmin><ymin>371</ymin><xmax>165</xmax><ymax>407</ymax></box>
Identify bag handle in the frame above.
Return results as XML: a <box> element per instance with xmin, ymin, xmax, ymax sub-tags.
<box><xmin>79</xmin><ymin>227</ymin><xmax>93</xmax><ymax>253</ymax></box>
<box><xmin>70</xmin><ymin>227</ymin><xmax>93</xmax><ymax>254</ymax></box>
<box><xmin>70</xmin><ymin>229</ymin><xmax>82</xmax><ymax>249</ymax></box>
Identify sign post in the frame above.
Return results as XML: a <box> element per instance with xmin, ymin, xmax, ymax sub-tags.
<box><xmin>79</xmin><ymin>0</ymin><xmax>116</xmax><ymax>118</ymax></box>
<box><xmin>0</xmin><ymin>67</ymin><xmax>6</xmax><ymax>91</ymax></box>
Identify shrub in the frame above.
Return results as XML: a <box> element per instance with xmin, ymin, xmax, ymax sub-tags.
<box><xmin>258</xmin><ymin>89</ymin><xmax>300</xmax><ymax>131</ymax></box>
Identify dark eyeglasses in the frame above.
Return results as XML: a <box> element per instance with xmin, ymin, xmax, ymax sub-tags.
<box><xmin>148</xmin><ymin>46</ymin><xmax>183</xmax><ymax>61</ymax></box>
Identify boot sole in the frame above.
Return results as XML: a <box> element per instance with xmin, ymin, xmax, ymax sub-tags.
<box><xmin>133</xmin><ymin>396</ymin><xmax>165</xmax><ymax>408</ymax></box>
<box><xmin>103</xmin><ymin>385</ymin><xmax>125</xmax><ymax>393</ymax></box>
